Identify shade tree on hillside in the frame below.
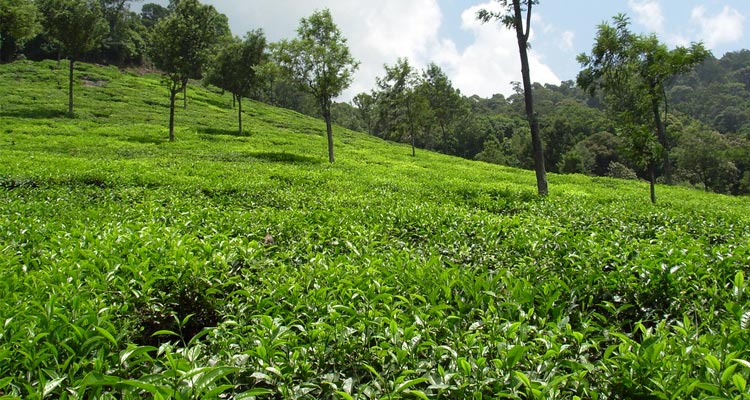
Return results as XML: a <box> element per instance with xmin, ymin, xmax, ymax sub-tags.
<box><xmin>206</xmin><ymin>30</ymin><xmax>267</xmax><ymax>135</ymax></box>
<box><xmin>37</xmin><ymin>0</ymin><xmax>108</xmax><ymax>116</ymax></box>
<box><xmin>374</xmin><ymin>58</ymin><xmax>431</xmax><ymax>156</ymax></box>
<box><xmin>97</xmin><ymin>0</ymin><xmax>147</xmax><ymax>65</ymax></box>
<box><xmin>273</xmin><ymin>8</ymin><xmax>359</xmax><ymax>163</ymax></box>
<box><xmin>0</xmin><ymin>0</ymin><xmax>40</xmax><ymax>62</ymax></box>
<box><xmin>577</xmin><ymin>14</ymin><xmax>709</xmax><ymax>202</ymax></box>
<box><xmin>421</xmin><ymin>63</ymin><xmax>467</xmax><ymax>154</ymax></box>
<box><xmin>354</xmin><ymin>61</ymin><xmax>467</xmax><ymax>156</ymax></box>
<box><xmin>478</xmin><ymin>0</ymin><xmax>548</xmax><ymax>196</ymax></box>
<box><xmin>352</xmin><ymin>92</ymin><xmax>376</xmax><ymax>135</ymax></box>
<box><xmin>148</xmin><ymin>0</ymin><xmax>223</xmax><ymax>141</ymax></box>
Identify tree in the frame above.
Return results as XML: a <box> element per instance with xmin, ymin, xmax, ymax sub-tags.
<box><xmin>273</xmin><ymin>8</ymin><xmax>359</xmax><ymax>163</ymax></box>
<box><xmin>140</xmin><ymin>3</ymin><xmax>169</xmax><ymax>29</ymax></box>
<box><xmin>420</xmin><ymin>63</ymin><xmax>466</xmax><ymax>154</ymax></box>
<box><xmin>478</xmin><ymin>0</ymin><xmax>548</xmax><ymax>196</ymax></box>
<box><xmin>353</xmin><ymin>92</ymin><xmax>376</xmax><ymax>135</ymax></box>
<box><xmin>0</xmin><ymin>0</ymin><xmax>40</xmax><ymax>62</ymax></box>
<box><xmin>674</xmin><ymin>123</ymin><xmax>740</xmax><ymax>193</ymax></box>
<box><xmin>98</xmin><ymin>0</ymin><xmax>147</xmax><ymax>65</ymax></box>
<box><xmin>577</xmin><ymin>14</ymin><xmax>709</xmax><ymax>202</ymax></box>
<box><xmin>37</xmin><ymin>0</ymin><xmax>108</xmax><ymax>115</ymax></box>
<box><xmin>374</xmin><ymin>58</ymin><xmax>430</xmax><ymax>156</ymax></box>
<box><xmin>148</xmin><ymin>0</ymin><xmax>220</xmax><ymax>141</ymax></box>
<box><xmin>206</xmin><ymin>30</ymin><xmax>267</xmax><ymax>135</ymax></box>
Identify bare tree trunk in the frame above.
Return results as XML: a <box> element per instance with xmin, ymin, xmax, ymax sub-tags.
<box><xmin>68</xmin><ymin>58</ymin><xmax>75</xmax><ymax>116</ymax></box>
<box><xmin>513</xmin><ymin>0</ymin><xmax>548</xmax><ymax>196</ymax></box>
<box><xmin>183</xmin><ymin>85</ymin><xmax>187</xmax><ymax>110</ymax></box>
<box><xmin>322</xmin><ymin>98</ymin><xmax>335</xmax><ymax>163</ymax></box>
<box><xmin>652</xmin><ymin>94</ymin><xmax>672</xmax><ymax>184</ymax></box>
<box><xmin>169</xmin><ymin>87</ymin><xmax>177</xmax><ymax>142</ymax></box>
<box><xmin>237</xmin><ymin>95</ymin><xmax>243</xmax><ymax>135</ymax></box>
<box><xmin>649</xmin><ymin>163</ymin><xmax>657</xmax><ymax>204</ymax></box>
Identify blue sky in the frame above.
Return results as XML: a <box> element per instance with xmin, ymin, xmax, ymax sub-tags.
<box><xmin>138</xmin><ymin>1</ymin><xmax>750</xmax><ymax>100</ymax></box>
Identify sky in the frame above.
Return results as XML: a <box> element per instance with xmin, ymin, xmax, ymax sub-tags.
<box><xmin>137</xmin><ymin>1</ymin><xmax>750</xmax><ymax>101</ymax></box>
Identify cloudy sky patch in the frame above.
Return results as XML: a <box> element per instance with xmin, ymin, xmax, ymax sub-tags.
<box><xmin>138</xmin><ymin>0</ymin><xmax>750</xmax><ymax>101</ymax></box>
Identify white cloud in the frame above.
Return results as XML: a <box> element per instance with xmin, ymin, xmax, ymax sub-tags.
<box><xmin>431</xmin><ymin>2</ymin><xmax>560</xmax><ymax>98</ymax></box>
<box><xmin>628</xmin><ymin>0</ymin><xmax>665</xmax><ymax>33</ymax></box>
<box><xmin>559</xmin><ymin>31</ymin><xmax>575</xmax><ymax>52</ymax></box>
<box><xmin>691</xmin><ymin>5</ymin><xmax>745</xmax><ymax>48</ymax></box>
<box><xmin>145</xmin><ymin>0</ymin><xmax>560</xmax><ymax>100</ymax></box>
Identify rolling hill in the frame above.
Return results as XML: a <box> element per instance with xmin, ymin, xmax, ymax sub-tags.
<box><xmin>1</xmin><ymin>60</ymin><xmax>749</xmax><ymax>399</ymax></box>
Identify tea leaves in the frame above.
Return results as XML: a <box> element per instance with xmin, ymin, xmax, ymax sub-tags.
<box><xmin>1</xmin><ymin>60</ymin><xmax>750</xmax><ymax>399</ymax></box>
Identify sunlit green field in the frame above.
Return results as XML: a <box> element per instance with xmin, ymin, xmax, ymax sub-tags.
<box><xmin>1</xmin><ymin>60</ymin><xmax>749</xmax><ymax>399</ymax></box>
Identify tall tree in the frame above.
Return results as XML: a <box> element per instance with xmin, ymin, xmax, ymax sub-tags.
<box><xmin>273</xmin><ymin>8</ymin><xmax>359</xmax><ymax>163</ymax></box>
<box><xmin>353</xmin><ymin>92</ymin><xmax>376</xmax><ymax>135</ymax></box>
<box><xmin>98</xmin><ymin>0</ymin><xmax>146</xmax><ymax>65</ymax></box>
<box><xmin>375</xmin><ymin>58</ymin><xmax>429</xmax><ymax>156</ymax></box>
<box><xmin>577</xmin><ymin>14</ymin><xmax>709</xmax><ymax>202</ymax></box>
<box><xmin>0</xmin><ymin>0</ymin><xmax>40</xmax><ymax>62</ymax></box>
<box><xmin>206</xmin><ymin>30</ymin><xmax>267</xmax><ymax>135</ymax></box>
<box><xmin>37</xmin><ymin>0</ymin><xmax>108</xmax><ymax>115</ymax></box>
<box><xmin>420</xmin><ymin>63</ymin><xmax>466</xmax><ymax>154</ymax></box>
<box><xmin>478</xmin><ymin>0</ymin><xmax>548</xmax><ymax>196</ymax></box>
<box><xmin>148</xmin><ymin>0</ymin><xmax>220</xmax><ymax>141</ymax></box>
<box><xmin>140</xmin><ymin>3</ymin><xmax>169</xmax><ymax>29</ymax></box>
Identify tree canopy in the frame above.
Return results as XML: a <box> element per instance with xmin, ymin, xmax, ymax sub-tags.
<box><xmin>577</xmin><ymin>14</ymin><xmax>710</xmax><ymax>202</ymax></box>
<box><xmin>37</xmin><ymin>0</ymin><xmax>109</xmax><ymax>115</ymax></box>
<box><xmin>149</xmin><ymin>0</ymin><xmax>223</xmax><ymax>141</ymax></box>
<box><xmin>0</xmin><ymin>0</ymin><xmax>41</xmax><ymax>62</ymax></box>
<box><xmin>207</xmin><ymin>29</ymin><xmax>267</xmax><ymax>135</ymax></box>
<box><xmin>273</xmin><ymin>8</ymin><xmax>359</xmax><ymax>163</ymax></box>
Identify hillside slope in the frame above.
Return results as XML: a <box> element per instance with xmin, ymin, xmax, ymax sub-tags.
<box><xmin>1</xmin><ymin>60</ymin><xmax>750</xmax><ymax>399</ymax></box>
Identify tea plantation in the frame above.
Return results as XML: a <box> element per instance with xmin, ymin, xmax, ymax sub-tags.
<box><xmin>1</xmin><ymin>60</ymin><xmax>749</xmax><ymax>399</ymax></box>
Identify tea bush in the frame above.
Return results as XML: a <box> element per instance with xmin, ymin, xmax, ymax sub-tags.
<box><xmin>1</xmin><ymin>60</ymin><xmax>749</xmax><ymax>399</ymax></box>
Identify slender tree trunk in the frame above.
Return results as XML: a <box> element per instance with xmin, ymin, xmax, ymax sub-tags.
<box><xmin>68</xmin><ymin>58</ymin><xmax>75</xmax><ymax>116</ymax></box>
<box><xmin>513</xmin><ymin>0</ymin><xmax>548</xmax><ymax>196</ymax></box>
<box><xmin>169</xmin><ymin>87</ymin><xmax>177</xmax><ymax>142</ymax></box>
<box><xmin>649</xmin><ymin>163</ymin><xmax>656</xmax><ymax>204</ymax></box>
<box><xmin>322</xmin><ymin>98</ymin><xmax>335</xmax><ymax>163</ymax></box>
<box><xmin>237</xmin><ymin>95</ymin><xmax>243</xmax><ymax>135</ymax></box>
<box><xmin>183</xmin><ymin>84</ymin><xmax>187</xmax><ymax>110</ymax></box>
<box><xmin>652</xmin><ymin>93</ymin><xmax>672</xmax><ymax>184</ymax></box>
<box><xmin>412</xmin><ymin>134</ymin><xmax>416</xmax><ymax>157</ymax></box>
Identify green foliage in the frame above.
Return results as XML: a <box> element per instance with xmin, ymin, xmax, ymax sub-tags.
<box><xmin>97</xmin><ymin>0</ymin><xmax>148</xmax><ymax>65</ymax></box>
<box><xmin>373</xmin><ymin>57</ymin><xmax>431</xmax><ymax>155</ymax></box>
<box><xmin>140</xmin><ymin>2</ymin><xmax>169</xmax><ymax>29</ymax></box>
<box><xmin>37</xmin><ymin>0</ymin><xmax>108</xmax><ymax>59</ymax></box>
<box><xmin>0</xmin><ymin>0</ymin><xmax>41</xmax><ymax>62</ymax></box>
<box><xmin>3</xmin><ymin>60</ymin><xmax>750</xmax><ymax>400</ymax></box>
<box><xmin>606</xmin><ymin>161</ymin><xmax>638</xmax><ymax>180</ymax></box>
<box><xmin>206</xmin><ymin>30</ymin><xmax>267</xmax><ymax>135</ymax></box>
<box><xmin>37</xmin><ymin>0</ymin><xmax>108</xmax><ymax>115</ymax></box>
<box><xmin>273</xmin><ymin>8</ymin><xmax>359</xmax><ymax>163</ymax></box>
<box><xmin>577</xmin><ymin>14</ymin><xmax>710</xmax><ymax>201</ymax></box>
<box><xmin>149</xmin><ymin>0</ymin><xmax>223</xmax><ymax>141</ymax></box>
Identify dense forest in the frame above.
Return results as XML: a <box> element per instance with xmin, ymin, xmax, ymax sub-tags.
<box><xmin>2</xmin><ymin>0</ymin><xmax>749</xmax><ymax>194</ymax></box>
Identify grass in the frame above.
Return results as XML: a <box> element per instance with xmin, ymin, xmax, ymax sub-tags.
<box><xmin>1</xmin><ymin>59</ymin><xmax>750</xmax><ymax>399</ymax></box>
